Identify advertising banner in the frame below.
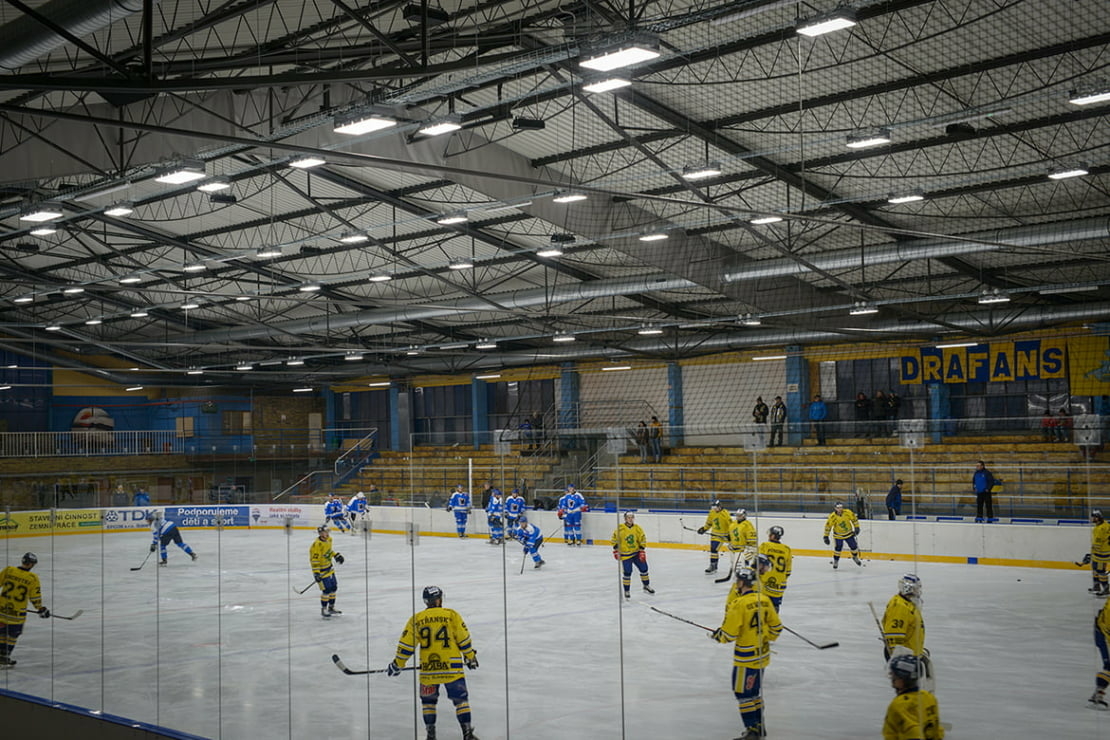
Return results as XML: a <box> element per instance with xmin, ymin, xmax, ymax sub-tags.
<box><xmin>101</xmin><ymin>507</ymin><xmax>160</xmax><ymax>531</ymax></box>
<box><xmin>0</xmin><ymin>509</ymin><xmax>101</xmax><ymax>536</ymax></box>
<box><xmin>165</xmin><ymin>505</ymin><xmax>251</xmax><ymax>528</ymax></box>
<box><xmin>249</xmin><ymin>504</ymin><xmax>317</xmax><ymax>528</ymax></box>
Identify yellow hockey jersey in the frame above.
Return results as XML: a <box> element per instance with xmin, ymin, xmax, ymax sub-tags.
<box><xmin>394</xmin><ymin>606</ymin><xmax>476</xmax><ymax>684</ymax></box>
<box><xmin>882</xmin><ymin>594</ymin><xmax>925</xmax><ymax>655</ymax></box>
<box><xmin>1098</xmin><ymin>598</ymin><xmax>1110</xmax><ymax>639</ymax></box>
<box><xmin>703</xmin><ymin>509</ymin><xmax>732</xmax><ymax>541</ymax></box>
<box><xmin>717</xmin><ymin>589</ymin><xmax>781</xmax><ymax>669</ymax></box>
<box><xmin>729</xmin><ymin>519</ymin><xmax>757</xmax><ymax>551</ymax></box>
<box><xmin>309</xmin><ymin>538</ymin><xmax>341</xmax><ymax>579</ymax></box>
<box><xmin>611</xmin><ymin>523</ymin><xmax>647</xmax><ymax>556</ymax></box>
<box><xmin>758</xmin><ymin>540</ymin><xmax>793</xmax><ymax>599</ymax></box>
<box><xmin>824</xmin><ymin>509</ymin><xmax>859</xmax><ymax>539</ymax></box>
<box><xmin>1092</xmin><ymin>521</ymin><xmax>1110</xmax><ymax>563</ymax></box>
<box><xmin>882</xmin><ymin>689</ymin><xmax>944</xmax><ymax>740</ymax></box>
<box><xmin>0</xmin><ymin>565</ymin><xmax>43</xmax><ymax>625</ymax></box>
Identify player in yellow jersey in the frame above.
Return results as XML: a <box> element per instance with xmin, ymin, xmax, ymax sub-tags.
<box><xmin>698</xmin><ymin>500</ymin><xmax>732</xmax><ymax>574</ymax></box>
<box><xmin>711</xmin><ymin>564</ymin><xmax>781</xmax><ymax>740</ymax></box>
<box><xmin>1086</xmin><ymin>509</ymin><xmax>1110</xmax><ymax>596</ymax></box>
<box><xmin>388</xmin><ymin>585</ymin><xmax>480</xmax><ymax>740</ymax></box>
<box><xmin>883</xmin><ymin>653</ymin><xmax>944</xmax><ymax>740</ymax></box>
<box><xmin>309</xmin><ymin>525</ymin><xmax>344</xmax><ymax>618</ymax></box>
<box><xmin>758</xmin><ymin>526</ymin><xmax>792</xmax><ymax>611</ymax></box>
<box><xmin>1090</xmin><ymin>596</ymin><xmax>1110</xmax><ymax>709</ymax></box>
<box><xmin>882</xmin><ymin>574</ymin><xmax>926</xmax><ymax>658</ymax></box>
<box><xmin>728</xmin><ymin>508</ymin><xmax>758</xmax><ymax>568</ymax></box>
<box><xmin>0</xmin><ymin>552</ymin><xmax>50</xmax><ymax>667</ymax></box>
<box><xmin>823</xmin><ymin>502</ymin><xmax>862</xmax><ymax>569</ymax></box>
<box><xmin>611</xmin><ymin>511</ymin><xmax>654</xmax><ymax>599</ymax></box>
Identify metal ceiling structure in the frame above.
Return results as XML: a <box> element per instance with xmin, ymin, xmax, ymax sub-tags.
<box><xmin>0</xmin><ymin>0</ymin><xmax>1108</xmax><ymax>389</ymax></box>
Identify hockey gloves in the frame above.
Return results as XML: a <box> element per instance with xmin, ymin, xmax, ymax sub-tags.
<box><xmin>638</xmin><ymin>550</ymin><xmax>647</xmax><ymax>562</ymax></box>
<box><xmin>612</xmin><ymin>550</ymin><xmax>620</xmax><ymax>560</ymax></box>
<box><xmin>150</xmin><ymin>543</ymin><xmax>157</xmax><ymax>553</ymax></box>
<box><xmin>465</xmin><ymin>654</ymin><xmax>479</xmax><ymax>670</ymax></box>
<box><xmin>38</xmin><ymin>606</ymin><xmax>50</xmax><ymax>619</ymax></box>
<box><xmin>446</xmin><ymin>506</ymin><xmax>452</xmax><ymax>512</ymax></box>
<box><xmin>697</xmin><ymin>527</ymin><xmax>707</xmax><ymax>535</ymax></box>
<box><xmin>557</xmin><ymin>509</ymin><xmax>565</xmax><ymax>519</ymax></box>
<box><xmin>853</xmin><ymin>527</ymin><xmax>861</xmax><ymax>537</ymax></box>
<box><xmin>1083</xmin><ymin>553</ymin><xmax>1093</xmax><ymax>565</ymax></box>
<box><xmin>823</xmin><ymin>536</ymin><xmax>830</xmax><ymax>545</ymax></box>
<box><xmin>386</xmin><ymin>661</ymin><xmax>402</xmax><ymax>677</ymax></box>
<box><xmin>709</xmin><ymin>628</ymin><xmax>730</xmax><ymax>643</ymax></box>
<box><xmin>582</xmin><ymin>505</ymin><xmax>589</xmax><ymax>512</ymax></box>
<box><xmin>334</xmin><ymin>553</ymin><xmax>345</xmax><ymax>565</ymax></box>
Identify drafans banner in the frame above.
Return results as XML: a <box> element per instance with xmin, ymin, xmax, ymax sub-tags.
<box><xmin>900</xmin><ymin>339</ymin><xmax>1067</xmax><ymax>384</ymax></box>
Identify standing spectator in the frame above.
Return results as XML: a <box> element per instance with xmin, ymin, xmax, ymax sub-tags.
<box><xmin>387</xmin><ymin>585</ymin><xmax>480</xmax><ymax>740</ymax></box>
<box><xmin>769</xmin><ymin>396</ymin><xmax>786</xmax><ymax>447</ymax></box>
<box><xmin>758</xmin><ymin>526</ymin><xmax>792</xmax><ymax>612</ymax></box>
<box><xmin>1090</xmin><ymin>596</ymin><xmax>1110</xmax><ymax>710</ymax></box>
<box><xmin>447</xmin><ymin>484</ymin><xmax>472</xmax><ymax>538</ymax></box>
<box><xmin>648</xmin><ymin>415</ymin><xmax>664</xmax><ymax>463</ymax></box>
<box><xmin>309</xmin><ymin>525</ymin><xmax>344</xmax><ymax>618</ymax></box>
<box><xmin>1056</xmin><ymin>406</ymin><xmax>1073</xmax><ymax>442</ymax></box>
<box><xmin>0</xmin><ymin>552</ymin><xmax>50</xmax><ymax>667</ymax></box>
<box><xmin>324</xmin><ymin>492</ymin><xmax>351</xmax><ymax>533</ymax></box>
<box><xmin>517</xmin><ymin>417</ymin><xmax>533</xmax><ymax>453</ymax></box>
<box><xmin>971</xmin><ymin>460</ymin><xmax>996</xmax><ymax>523</ymax></box>
<box><xmin>530</xmin><ymin>411</ymin><xmax>545</xmax><ymax>449</ymax></box>
<box><xmin>634</xmin><ymin>421</ymin><xmax>650</xmax><ymax>463</ymax></box>
<box><xmin>557</xmin><ymin>484</ymin><xmax>587</xmax><ymax>546</ymax></box>
<box><xmin>752</xmin><ymin>396</ymin><xmax>768</xmax><ymax>446</ymax></box>
<box><xmin>854</xmin><ymin>392</ymin><xmax>871</xmax><ymax>438</ymax></box>
<box><xmin>1041</xmin><ymin>409</ymin><xmax>1056</xmax><ymax>442</ymax></box>
<box><xmin>504</xmin><ymin>488</ymin><xmax>526</xmax><ymax>532</ymax></box>
<box><xmin>698</xmin><ymin>500</ymin><xmax>732</xmax><ymax>574</ymax></box>
<box><xmin>881</xmin><ymin>574</ymin><xmax>927</xmax><ymax>664</ymax></box>
<box><xmin>611</xmin><ymin>512</ymin><xmax>654</xmax><ymax>599</ymax></box>
<box><xmin>347</xmin><ymin>491</ymin><xmax>368</xmax><ymax>533</ymax></box>
<box><xmin>485</xmin><ymin>489</ymin><xmax>504</xmax><ymax>545</ymax></box>
<box><xmin>146</xmin><ymin>511</ymin><xmax>197</xmax><ymax>566</ymax></box>
<box><xmin>1087</xmin><ymin>509</ymin><xmax>1110</xmax><ymax>596</ymax></box>
<box><xmin>132</xmin><ymin>487</ymin><xmax>151</xmax><ymax>507</ymax></box>
<box><xmin>886</xmin><ymin>479</ymin><xmax>904</xmax><ymax>520</ymax></box>
<box><xmin>883</xmin><ymin>654</ymin><xmax>944</xmax><ymax>740</ymax></box>
<box><xmin>822</xmin><ymin>502</ymin><xmax>862</xmax><ymax>569</ymax></box>
<box><xmin>873</xmin><ymin>390</ymin><xmax>889</xmax><ymax>437</ymax></box>
<box><xmin>885</xmin><ymin>389</ymin><xmax>902</xmax><ymax>427</ymax></box>
<box><xmin>709</xmin><ymin>564</ymin><xmax>781</xmax><ymax>740</ymax></box>
<box><xmin>808</xmin><ymin>394</ymin><xmax>828</xmax><ymax>445</ymax></box>
<box><xmin>512</xmin><ymin>514</ymin><xmax>545</xmax><ymax>569</ymax></box>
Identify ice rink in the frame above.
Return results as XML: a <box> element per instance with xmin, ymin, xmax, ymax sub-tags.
<box><xmin>0</xmin><ymin>522</ymin><xmax>1107</xmax><ymax>739</ymax></box>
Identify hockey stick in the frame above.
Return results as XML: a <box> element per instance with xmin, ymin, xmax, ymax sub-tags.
<box><xmin>645</xmin><ymin>604</ymin><xmax>713</xmax><ymax>632</ymax></box>
<box><xmin>332</xmin><ymin>654</ymin><xmax>418</xmax><ymax>676</ymax></box>
<box><xmin>50</xmin><ymin>609</ymin><xmax>83</xmax><ymax>620</ymax></box>
<box><xmin>714</xmin><ymin>551</ymin><xmax>739</xmax><ymax>583</ymax></box>
<box><xmin>295</xmin><ymin>581</ymin><xmax>318</xmax><ymax>595</ymax></box>
<box><xmin>867</xmin><ymin>601</ymin><xmax>886</xmax><ymax>642</ymax></box>
<box><xmin>129</xmin><ymin>551</ymin><xmax>153</xmax><ymax>572</ymax></box>
<box><xmin>678</xmin><ymin>518</ymin><xmax>703</xmax><ymax>533</ymax></box>
<box><xmin>782</xmin><ymin>624</ymin><xmax>838</xmax><ymax>650</ymax></box>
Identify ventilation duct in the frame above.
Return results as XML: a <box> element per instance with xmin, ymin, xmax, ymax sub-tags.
<box><xmin>0</xmin><ymin>0</ymin><xmax>153</xmax><ymax>70</ymax></box>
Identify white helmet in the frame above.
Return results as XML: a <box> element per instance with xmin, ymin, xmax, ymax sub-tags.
<box><xmin>357</xmin><ymin>491</ymin><xmax>365</xmax><ymax>498</ymax></box>
<box><xmin>735</xmin><ymin>508</ymin><xmax>747</xmax><ymax>520</ymax></box>
<box><xmin>899</xmin><ymin>573</ymin><xmax>922</xmax><ymax>600</ymax></box>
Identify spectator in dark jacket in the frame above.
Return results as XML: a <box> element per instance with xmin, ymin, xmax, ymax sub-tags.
<box><xmin>972</xmin><ymin>460</ymin><xmax>997</xmax><ymax>522</ymax></box>
<box><xmin>885</xmin><ymin>479</ymin><xmax>903</xmax><ymax>520</ymax></box>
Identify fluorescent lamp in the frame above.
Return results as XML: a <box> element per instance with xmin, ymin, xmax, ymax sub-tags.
<box><xmin>475</xmin><ymin>341</ymin><xmax>497</xmax><ymax>350</ymax></box>
<box><xmin>286</xmin><ymin>358</ymin><xmax>304</xmax><ymax>366</ymax></box>
<box><xmin>183</xmin><ymin>263</ymin><xmax>207</xmax><ymax>272</ymax></box>
<box><xmin>19</xmin><ymin>205</ymin><xmax>63</xmax><ymax>222</ymax></box>
<box><xmin>753</xmin><ymin>355</ymin><xmax>787</xmax><ymax>361</ymax></box>
<box><xmin>235</xmin><ymin>363</ymin><xmax>253</xmax><ymax>371</ymax></box>
<box><xmin>638</xmin><ymin>326</ymin><xmax>664</xmax><ymax>335</ymax></box>
<box><xmin>368</xmin><ymin>273</ymin><xmax>392</xmax><ymax>282</ymax></box>
<box><xmin>334</xmin><ymin>115</ymin><xmax>396</xmax><ymax>135</ymax></box>
<box><xmin>441</xmin><ymin>343</ymin><xmax>469</xmax><ymax>350</ymax></box>
<box><xmin>30</xmin><ymin>226</ymin><xmax>57</xmax><ymax>236</ymax></box>
<box><xmin>740</xmin><ymin>314</ymin><xmax>762</xmax><ymax>326</ymax></box>
<box><xmin>1069</xmin><ymin>89</ymin><xmax>1110</xmax><ymax>106</ymax></box>
<box><xmin>85</xmin><ymin>318</ymin><xmax>102</xmax><ymax>325</ymax></box>
<box><xmin>154</xmin><ymin>160</ymin><xmax>205</xmax><ymax>184</ymax></box>
<box><xmin>119</xmin><ymin>275</ymin><xmax>143</xmax><ymax>284</ymax></box>
<box><xmin>45</xmin><ymin>324</ymin><xmax>62</xmax><ymax>331</ymax></box>
<box><xmin>582</xmin><ymin>77</ymin><xmax>632</xmax><ymax>93</ymax></box>
<box><xmin>552</xmin><ymin>191</ymin><xmax>587</xmax><ymax>203</ymax></box>
<box><xmin>339</xmin><ymin>232</ymin><xmax>370</xmax><ymax>243</ymax></box>
<box><xmin>197</xmin><ymin>177</ymin><xmax>231</xmax><ymax>193</ymax></box>
<box><xmin>255</xmin><ymin>246</ymin><xmax>282</xmax><ymax>258</ymax></box>
<box><xmin>601</xmin><ymin>365</ymin><xmax>632</xmax><ymax>371</ymax></box>
<box><xmin>682</xmin><ymin>162</ymin><xmax>722</xmax><ymax>180</ymax></box>
<box><xmin>1048</xmin><ymin>166</ymin><xmax>1088</xmax><ymax>180</ymax></box>
<box><xmin>436</xmin><ymin>212</ymin><xmax>468</xmax><ymax>225</ymax></box>
<box><xmin>299</xmin><ymin>283</ymin><xmax>323</xmax><ymax>292</ymax></box>
<box><xmin>130</xmin><ymin>310</ymin><xmax>149</xmax><ymax>318</ymax></box>
<box><xmin>186</xmin><ymin>368</ymin><xmax>204</xmax><ymax>375</ymax></box>
<box><xmin>475</xmin><ymin>374</ymin><xmax>501</xmax><ymax>380</ymax></box>
<box><xmin>417</xmin><ymin>117</ymin><xmax>462</xmax><ymax>136</ymax></box>
<box><xmin>289</xmin><ymin>156</ymin><xmax>326</xmax><ymax>169</ymax></box>
<box><xmin>63</xmin><ymin>286</ymin><xmax>85</xmax><ymax>294</ymax></box>
<box><xmin>888</xmin><ymin>192</ymin><xmax>925</xmax><ymax>204</ymax></box>
<box><xmin>0</xmin><ymin>386</ymin><xmax>10</xmax><ymax>391</ymax></box>
<box><xmin>1039</xmin><ymin>285</ymin><xmax>1099</xmax><ymax>295</ymax></box>
<box><xmin>104</xmin><ymin>203</ymin><xmax>134</xmax><ymax>217</ymax></box>
<box><xmin>405</xmin><ymin>347</ymin><xmax>421</xmax><ymax>355</ymax></box>
<box><xmin>13</xmin><ymin>295</ymin><xmax>34</xmax><ymax>304</ymax></box>
<box><xmin>235</xmin><ymin>295</ymin><xmax>252</xmax><ymax>301</ymax></box>
<box><xmin>536</xmin><ymin>246</ymin><xmax>564</xmax><ymax>258</ymax></box>
<box><xmin>849</xmin><ymin>303</ymin><xmax>879</xmax><ymax>315</ymax></box>
<box><xmin>978</xmin><ymin>290</ymin><xmax>1010</xmax><ymax>304</ymax></box>
<box><xmin>449</xmin><ymin>258</ymin><xmax>474</xmax><ymax>270</ymax></box>
<box><xmin>344</xmin><ymin>352</ymin><xmax>364</xmax><ymax>361</ymax></box>
<box><xmin>181</xmin><ymin>301</ymin><xmax>201</xmax><ymax>309</ymax></box>
<box><xmin>368</xmin><ymin>381</ymin><xmax>392</xmax><ymax>387</ymax></box>
<box><xmin>126</xmin><ymin>386</ymin><xmax>144</xmax><ymax>392</ymax></box>
<box><xmin>553</xmin><ymin>333</ymin><xmax>576</xmax><ymax>343</ymax></box>
<box><xmin>846</xmin><ymin>129</ymin><xmax>891</xmax><ymax>149</ymax></box>
<box><xmin>935</xmin><ymin>342</ymin><xmax>978</xmax><ymax>349</ymax></box>
<box><xmin>796</xmin><ymin>7</ymin><xmax>857</xmax><ymax>37</ymax></box>
<box><xmin>750</xmin><ymin>216</ymin><xmax>782</xmax><ymax>224</ymax></box>
<box><xmin>292</xmin><ymin>387</ymin><xmax>313</xmax><ymax>393</ymax></box>
<box><xmin>639</xmin><ymin>232</ymin><xmax>668</xmax><ymax>241</ymax></box>
<box><xmin>580</xmin><ymin>42</ymin><xmax>660</xmax><ymax>72</ymax></box>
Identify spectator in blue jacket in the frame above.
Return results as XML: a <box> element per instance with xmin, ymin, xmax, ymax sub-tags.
<box><xmin>808</xmin><ymin>394</ymin><xmax>828</xmax><ymax>446</ymax></box>
<box><xmin>972</xmin><ymin>460</ymin><xmax>997</xmax><ymax>522</ymax></box>
<box><xmin>885</xmin><ymin>479</ymin><xmax>903</xmax><ymax>520</ymax></box>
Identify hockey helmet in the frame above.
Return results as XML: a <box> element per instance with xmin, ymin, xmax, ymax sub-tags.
<box><xmin>517</xmin><ymin>514</ymin><xmax>527</xmax><ymax>524</ymax></box>
<box><xmin>1093</xmin><ymin>509</ymin><xmax>1104</xmax><ymax>523</ymax></box>
<box><xmin>768</xmin><ymin>525</ymin><xmax>784</xmax><ymax>541</ymax></box>
<box><xmin>623</xmin><ymin>511</ymin><xmax>635</xmax><ymax>523</ymax></box>
<box><xmin>711</xmin><ymin>499</ymin><xmax>722</xmax><ymax>510</ymax></box>
<box><xmin>898</xmin><ymin>573</ymin><xmax>922</xmax><ymax>600</ymax></box>
<box><xmin>422</xmin><ymin>585</ymin><xmax>443</xmax><ymax>607</ymax></box>
<box><xmin>144</xmin><ymin>511</ymin><xmax>161</xmax><ymax>522</ymax></box>
<box><xmin>834</xmin><ymin>502</ymin><xmax>844</xmax><ymax>511</ymax></box>
<box><xmin>734</xmin><ymin>564</ymin><xmax>757</xmax><ymax>584</ymax></box>
<box><xmin>511</xmin><ymin>488</ymin><xmax>520</xmax><ymax>494</ymax></box>
<box><xmin>356</xmin><ymin>491</ymin><xmax>365</xmax><ymax>498</ymax></box>
<box><xmin>887</xmin><ymin>653</ymin><xmax>922</xmax><ymax>683</ymax></box>
<box><xmin>755</xmin><ymin>553</ymin><xmax>771</xmax><ymax>574</ymax></box>
<box><xmin>21</xmin><ymin>552</ymin><xmax>37</xmax><ymax>567</ymax></box>
<box><xmin>735</xmin><ymin>508</ymin><xmax>747</xmax><ymax>520</ymax></box>
<box><xmin>317</xmin><ymin>524</ymin><xmax>329</xmax><ymax>535</ymax></box>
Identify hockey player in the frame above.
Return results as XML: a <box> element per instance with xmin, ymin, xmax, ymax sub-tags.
<box><xmin>710</xmin><ymin>564</ymin><xmax>781</xmax><ymax>740</ymax></box>
<box><xmin>823</xmin><ymin>502</ymin><xmax>863</xmax><ymax>568</ymax></box>
<box><xmin>557</xmin><ymin>484</ymin><xmax>588</xmax><ymax>545</ymax></box>
<box><xmin>882</xmin><ymin>574</ymin><xmax>926</xmax><ymax>661</ymax></box>
<box><xmin>310</xmin><ymin>525</ymin><xmax>344</xmax><ymax>618</ymax></box>
<box><xmin>883</xmin><ymin>653</ymin><xmax>944</xmax><ymax>739</ymax></box>
<box><xmin>726</xmin><ymin>554</ymin><xmax>771</xmax><ymax>612</ymax></box>
<box><xmin>387</xmin><ymin>586</ymin><xmax>480</xmax><ymax>740</ymax></box>
<box><xmin>611</xmin><ymin>511</ymin><xmax>654</xmax><ymax>599</ymax></box>
<box><xmin>1086</xmin><ymin>509</ymin><xmax>1110</xmax><ymax>596</ymax></box>
<box><xmin>698</xmin><ymin>500</ymin><xmax>732</xmax><ymax>573</ymax></box>
<box><xmin>347</xmin><ymin>491</ymin><xmax>368</xmax><ymax>534</ymax></box>
<box><xmin>513</xmin><ymin>515</ymin><xmax>545</xmax><ymax>569</ymax></box>
<box><xmin>728</xmin><ymin>508</ymin><xmax>758</xmax><ymax>568</ymax></box>
<box><xmin>504</xmin><ymin>488</ymin><xmax>526</xmax><ymax>532</ymax></box>
<box><xmin>146</xmin><ymin>511</ymin><xmax>197</xmax><ymax>565</ymax></box>
<box><xmin>0</xmin><ymin>552</ymin><xmax>49</xmax><ymax>667</ymax></box>
<box><xmin>485</xmin><ymin>489</ymin><xmax>505</xmax><ymax>545</ymax></box>
<box><xmin>447</xmin><ymin>484</ymin><xmax>472</xmax><ymax>538</ymax></box>
<box><xmin>758</xmin><ymin>526</ymin><xmax>793</xmax><ymax>611</ymax></box>
<box><xmin>324</xmin><ymin>493</ymin><xmax>351</xmax><ymax>533</ymax></box>
<box><xmin>1091</xmin><ymin>596</ymin><xmax>1110</xmax><ymax>709</ymax></box>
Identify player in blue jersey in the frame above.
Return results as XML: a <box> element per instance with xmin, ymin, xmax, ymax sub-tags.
<box><xmin>485</xmin><ymin>489</ymin><xmax>505</xmax><ymax>544</ymax></box>
<box><xmin>504</xmin><ymin>488</ymin><xmax>526</xmax><ymax>535</ymax></box>
<box><xmin>557</xmin><ymin>484</ymin><xmax>588</xmax><ymax>546</ymax></box>
<box><xmin>146</xmin><ymin>512</ymin><xmax>197</xmax><ymax>566</ymax></box>
<box><xmin>513</xmin><ymin>515</ymin><xmax>545</xmax><ymax>569</ymax></box>
<box><xmin>324</xmin><ymin>493</ymin><xmax>350</xmax><ymax>532</ymax></box>
<box><xmin>346</xmin><ymin>491</ymin><xmax>368</xmax><ymax>534</ymax></box>
<box><xmin>447</xmin><ymin>484</ymin><xmax>472</xmax><ymax>538</ymax></box>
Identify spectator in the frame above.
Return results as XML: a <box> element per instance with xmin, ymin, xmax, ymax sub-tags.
<box><xmin>886</xmin><ymin>479</ymin><xmax>903</xmax><ymax>520</ymax></box>
<box><xmin>1041</xmin><ymin>409</ymin><xmax>1056</xmax><ymax>442</ymax></box>
<box><xmin>517</xmin><ymin>417</ymin><xmax>534</xmax><ymax>453</ymax></box>
<box><xmin>885</xmin><ymin>390</ymin><xmax>902</xmax><ymax>427</ymax></box>
<box><xmin>634</xmin><ymin>421</ymin><xmax>649</xmax><ymax>463</ymax></box>
<box><xmin>872</xmin><ymin>390</ymin><xmax>889</xmax><ymax>437</ymax></box>
<box><xmin>769</xmin><ymin>396</ymin><xmax>786</xmax><ymax>447</ymax></box>
<box><xmin>648</xmin><ymin>416</ymin><xmax>664</xmax><ymax>463</ymax></box>
<box><xmin>972</xmin><ymin>460</ymin><xmax>996</xmax><ymax>523</ymax></box>
<box><xmin>133</xmin><ymin>488</ymin><xmax>151</xmax><ymax>507</ymax></box>
<box><xmin>1056</xmin><ymin>407</ymin><xmax>1072</xmax><ymax>442</ymax></box>
<box><xmin>808</xmin><ymin>394</ymin><xmax>828</xmax><ymax>446</ymax></box>
<box><xmin>854</xmin><ymin>392</ymin><xmax>871</xmax><ymax>438</ymax></box>
<box><xmin>751</xmin><ymin>396</ymin><xmax>768</xmax><ymax>447</ymax></box>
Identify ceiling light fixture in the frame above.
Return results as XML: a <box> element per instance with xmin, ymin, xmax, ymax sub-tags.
<box><xmin>935</xmin><ymin>342</ymin><xmax>979</xmax><ymax>349</ymax></box>
<box><xmin>287</xmin><ymin>358</ymin><xmax>305</xmax><ymax>366</ymax></box>
<box><xmin>0</xmin><ymin>386</ymin><xmax>11</xmax><ymax>391</ymax></box>
<box><xmin>368</xmin><ymin>381</ymin><xmax>392</xmax><ymax>387</ymax></box>
<box><xmin>977</xmin><ymin>289</ymin><xmax>1010</xmax><ymax>305</ymax></box>
<box><xmin>846</xmin><ymin>129</ymin><xmax>892</xmax><ymax>149</ymax></box>
<box><xmin>1038</xmin><ymin>284</ymin><xmax>1099</xmax><ymax>295</ymax></box>
<box><xmin>795</xmin><ymin>7</ymin><xmax>857</xmax><ymax>37</ymax></box>
<box><xmin>638</xmin><ymin>325</ymin><xmax>664</xmax><ymax>335</ymax></box>
<box><xmin>235</xmin><ymin>362</ymin><xmax>253</xmax><ymax>371</ymax></box>
<box><xmin>13</xmin><ymin>295</ymin><xmax>34</xmax><ymax>304</ymax></box>
<box><xmin>436</xmin><ymin>212</ymin><xmax>468</xmax><ymax>225</ymax></box>
<box><xmin>29</xmin><ymin>226</ymin><xmax>57</xmax><ymax>236</ymax></box>
<box><xmin>186</xmin><ymin>368</ymin><xmax>204</xmax><ymax>375</ymax></box>
<box><xmin>119</xmin><ymin>275</ymin><xmax>143</xmax><ymax>284</ymax></box>
<box><xmin>368</xmin><ymin>273</ymin><xmax>393</xmax><ymax>282</ymax></box>
<box><xmin>511</xmin><ymin>117</ymin><xmax>545</xmax><ymax>131</ymax></box>
<box><xmin>255</xmin><ymin>246</ymin><xmax>282</xmax><ymax>258</ymax></box>
<box><xmin>536</xmin><ymin>244</ymin><xmax>564</xmax><ymax>258</ymax></box>
<box><xmin>582</xmin><ymin>77</ymin><xmax>632</xmax><ymax>93</ymax></box>
<box><xmin>752</xmin><ymin>354</ymin><xmax>787</xmax><ymax>361</ymax></box>
<box><xmin>405</xmin><ymin>346</ymin><xmax>421</xmax><ymax>355</ymax></box>
<box><xmin>1048</xmin><ymin>165</ymin><xmax>1089</xmax><ymax>180</ymax></box>
<box><xmin>417</xmin><ymin>116</ymin><xmax>462</xmax><ymax>136</ymax></box>
<box><xmin>299</xmin><ymin>283</ymin><xmax>323</xmax><ymax>292</ymax></box>
<box><xmin>62</xmin><ymin>286</ymin><xmax>85</xmax><ymax>294</ymax></box>
<box><xmin>441</xmin><ymin>343</ymin><xmax>469</xmax><ymax>350</ymax></box>
<box><xmin>292</xmin><ymin>387</ymin><xmax>313</xmax><ymax>393</ymax></box>
<box><xmin>553</xmin><ymin>332</ymin><xmax>576</xmax><ymax>343</ymax></box>
<box><xmin>45</xmin><ymin>324</ymin><xmax>62</xmax><ymax>331</ymax></box>
<box><xmin>126</xmin><ymin>386</ymin><xmax>144</xmax><ymax>392</ymax></box>
<box><xmin>130</xmin><ymin>310</ymin><xmax>149</xmax><ymax>318</ymax></box>
<box><xmin>849</xmin><ymin>302</ymin><xmax>879</xmax><ymax>315</ymax></box>
<box><xmin>448</xmin><ymin>258</ymin><xmax>474</xmax><ymax>270</ymax></box>
<box><xmin>475</xmin><ymin>373</ymin><xmax>501</xmax><ymax>380</ymax></box>
<box><xmin>183</xmin><ymin>262</ymin><xmax>207</xmax><ymax>272</ymax></box>
<box><xmin>19</xmin><ymin>204</ymin><xmax>64</xmax><ymax>222</ymax></box>
<box><xmin>601</xmin><ymin>365</ymin><xmax>632</xmax><ymax>371</ymax></box>
<box><xmin>1068</xmin><ymin>88</ymin><xmax>1110</xmax><ymax>106</ymax></box>
<box><xmin>104</xmin><ymin>203</ymin><xmax>134</xmax><ymax>217</ymax></box>
<box><xmin>639</xmin><ymin>231</ymin><xmax>668</xmax><ymax>241</ymax></box>
<box><xmin>552</xmin><ymin>191</ymin><xmax>587</xmax><ymax>203</ymax></box>
<box><xmin>289</xmin><ymin>156</ymin><xmax>326</xmax><ymax>169</ymax></box>
<box><xmin>740</xmin><ymin>314</ymin><xmax>762</xmax><ymax>326</ymax></box>
<box><xmin>750</xmin><ymin>215</ymin><xmax>783</xmax><ymax>224</ymax></box>
<box><xmin>579</xmin><ymin>39</ymin><xmax>660</xmax><ymax>72</ymax></box>
<box><xmin>153</xmin><ymin>159</ymin><xmax>205</xmax><ymax>184</ymax></box>
<box><xmin>344</xmin><ymin>352</ymin><xmax>364</xmax><ymax>361</ymax></box>
<box><xmin>888</xmin><ymin>192</ymin><xmax>925</xmax><ymax>204</ymax></box>
<box><xmin>682</xmin><ymin>162</ymin><xmax>723</xmax><ymax>180</ymax></box>
<box><xmin>85</xmin><ymin>318</ymin><xmax>102</xmax><ymax>325</ymax></box>
<box><xmin>181</xmin><ymin>300</ymin><xmax>201</xmax><ymax>310</ymax></box>
<box><xmin>197</xmin><ymin>177</ymin><xmax>231</xmax><ymax>193</ymax></box>
<box><xmin>339</xmin><ymin>232</ymin><xmax>370</xmax><ymax>244</ymax></box>
<box><xmin>475</xmin><ymin>340</ymin><xmax>497</xmax><ymax>350</ymax></box>
<box><xmin>334</xmin><ymin>113</ymin><xmax>397</xmax><ymax>136</ymax></box>
<box><xmin>235</xmin><ymin>295</ymin><xmax>252</xmax><ymax>302</ymax></box>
